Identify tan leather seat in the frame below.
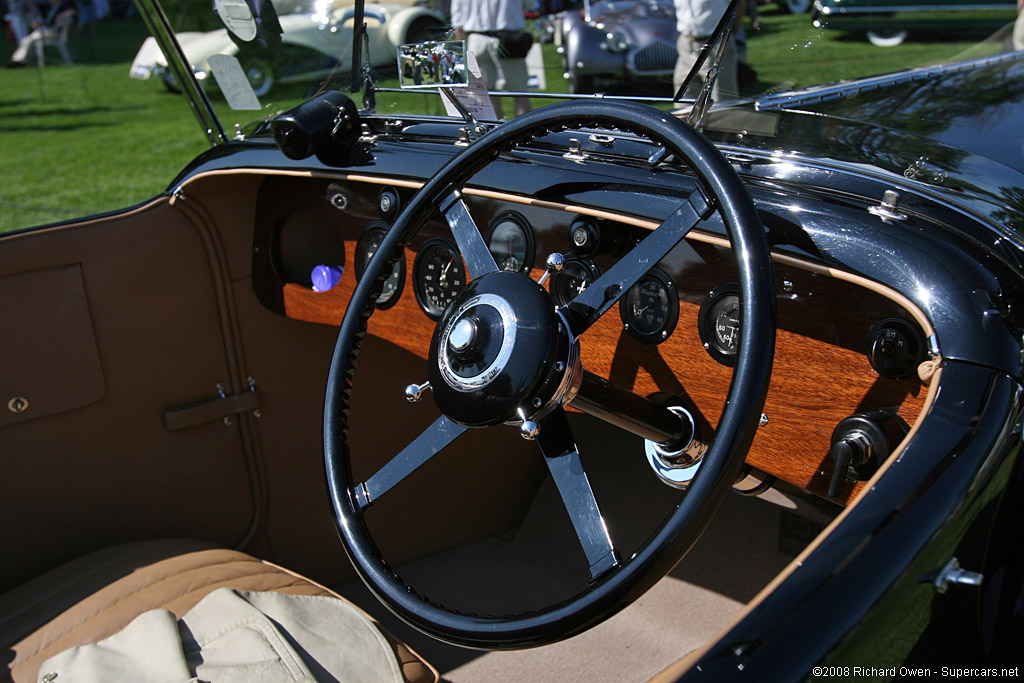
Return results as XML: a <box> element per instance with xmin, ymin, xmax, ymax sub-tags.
<box><xmin>0</xmin><ymin>539</ymin><xmax>437</xmax><ymax>683</ymax></box>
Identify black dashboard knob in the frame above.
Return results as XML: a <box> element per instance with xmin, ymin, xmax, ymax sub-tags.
<box><xmin>867</xmin><ymin>318</ymin><xmax>924</xmax><ymax>380</ymax></box>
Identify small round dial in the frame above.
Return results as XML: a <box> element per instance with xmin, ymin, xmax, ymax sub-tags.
<box><xmin>413</xmin><ymin>237</ymin><xmax>466</xmax><ymax>319</ymax></box>
<box><xmin>698</xmin><ymin>283</ymin><xmax>741</xmax><ymax>366</ymax></box>
<box><xmin>486</xmin><ymin>211</ymin><xmax>534</xmax><ymax>273</ymax></box>
<box><xmin>867</xmin><ymin>318</ymin><xmax>924</xmax><ymax>379</ymax></box>
<box><xmin>619</xmin><ymin>268</ymin><xmax>678</xmax><ymax>344</ymax></box>
<box><xmin>550</xmin><ymin>257</ymin><xmax>600</xmax><ymax>307</ymax></box>
<box><xmin>354</xmin><ymin>222</ymin><xmax>405</xmax><ymax>309</ymax></box>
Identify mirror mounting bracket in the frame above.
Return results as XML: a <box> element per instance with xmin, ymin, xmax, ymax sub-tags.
<box><xmin>439</xmin><ymin>88</ymin><xmax>487</xmax><ymax>138</ymax></box>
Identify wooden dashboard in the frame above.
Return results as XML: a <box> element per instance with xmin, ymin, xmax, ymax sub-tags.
<box><xmin>251</xmin><ymin>174</ymin><xmax>932</xmax><ymax>506</ymax></box>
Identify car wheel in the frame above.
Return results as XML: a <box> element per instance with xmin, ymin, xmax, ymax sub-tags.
<box><xmin>866</xmin><ymin>30</ymin><xmax>908</xmax><ymax>47</ymax></box>
<box><xmin>779</xmin><ymin>0</ymin><xmax>812</xmax><ymax>13</ymax></box>
<box><xmin>240</xmin><ymin>56</ymin><xmax>275</xmax><ymax>98</ymax></box>
<box><xmin>405</xmin><ymin>16</ymin><xmax>444</xmax><ymax>44</ymax></box>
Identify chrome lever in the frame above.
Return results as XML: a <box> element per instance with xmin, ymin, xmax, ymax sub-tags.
<box><xmin>404</xmin><ymin>381</ymin><xmax>431</xmax><ymax>403</ymax></box>
<box><xmin>537</xmin><ymin>252</ymin><xmax>565</xmax><ymax>287</ymax></box>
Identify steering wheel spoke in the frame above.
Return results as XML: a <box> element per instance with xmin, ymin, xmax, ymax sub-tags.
<box><xmin>440</xmin><ymin>189</ymin><xmax>498</xmax><ymax>280</ymax></box>
<box><xmin>352</xmin><ymin>414</ymin><xmax>467</xmax><ymax>512</ymax></box>
<box><xmin>562</xmin><ymin>187</ymin><xmax>713</xmax><ymax>339</ymax></box>
<box><xmin>537</xmin><ymin>407</ymin><xmax>620</xmax><ymax>581</ymax></box>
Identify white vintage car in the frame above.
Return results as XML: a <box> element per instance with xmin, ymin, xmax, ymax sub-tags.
<box><xmin>134</xmin><ymin>0</ymin><xmax>445</xmax><ymax>97</ymax></box>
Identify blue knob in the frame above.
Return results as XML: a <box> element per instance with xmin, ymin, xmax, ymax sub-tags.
<box><xmin>311</xmin><ymin>265</ymin><xmax>343</xmax><ymax>292</ymax></box>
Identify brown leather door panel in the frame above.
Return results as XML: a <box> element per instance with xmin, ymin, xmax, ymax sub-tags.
<box><xmin>0</xmin><ymin>264</ymin><xmax>104</xmax><ymax>429</ymax></box>
<box><xmin>0</xmin><ymin>201</ymin><xmax>258</xmax><ymax>592</ymax></box>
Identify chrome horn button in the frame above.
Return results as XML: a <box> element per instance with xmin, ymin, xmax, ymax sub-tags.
<box><xmin>437</xmin><ymin>293</ymin><xmax>517</xmax><ymax>392</ymax></box>
<box><xmin>448</xmin><ymin>317</ymin><xmax>479</xmax><ymax>354</ymax></box>
<box><xmin>427</xmin><ymin>271</ymin><xmax>561</xmax><ymax>428</ymax></box>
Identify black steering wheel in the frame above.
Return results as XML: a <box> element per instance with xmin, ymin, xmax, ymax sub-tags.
<box><xmin>325</xmin><ymin>100</ymin><xmax>775</xmax><ymax>649</ymax></box>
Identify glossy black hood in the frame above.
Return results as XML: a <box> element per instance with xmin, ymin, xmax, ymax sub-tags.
<box><xmin>707</xmin><ymin>52</ymin><xmax>1024</xmax><ymax>239</ymax></box>
<box><xmin>797</xmin><ymin>52</ymin><xmax>1024</xmax><ymax>175</ymax></box>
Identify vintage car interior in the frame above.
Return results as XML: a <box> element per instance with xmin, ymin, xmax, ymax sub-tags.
<box><xmin>2</xmin><ymin>0</ymin><xmax>1023</xmax><ymax>680</ymax></box>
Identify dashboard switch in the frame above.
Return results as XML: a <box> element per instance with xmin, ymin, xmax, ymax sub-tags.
<box><xmin>827</xmin><ymin>411</ymin><xmax>908</xmax><ymax>499</ymax></box>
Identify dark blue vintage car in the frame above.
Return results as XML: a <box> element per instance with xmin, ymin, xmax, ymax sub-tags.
<box><xmin>558</xmin><ymin>0</ymin><xmax>679</xmax><ymax>93</ymax></box>
<box><xmin>2</xmin><ymin>0</ymin><xmax>1023</xmax><ymax>679</ymax></box>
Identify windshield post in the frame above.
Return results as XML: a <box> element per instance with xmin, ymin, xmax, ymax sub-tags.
<box><xmin>672</xmin><ymin>0</ymin><xmax>744</xmax><ymax>126</ymax></box>
<box><xmin>134</xmin><ymin>0</ymin><xmax>227</xmax><ymax>145</ymax></box>
<box><xmin>350</xmin><ymin>0</ymin><xmax>365</xmax><ymax>95</ymax></box>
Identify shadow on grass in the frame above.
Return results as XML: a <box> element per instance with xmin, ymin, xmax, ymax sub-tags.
<box><xmin>0</xmin><ymin>121</ymin><xmax>118</xmax><ymax>132</ymax></box>
<box><xmin>5</xmin><ymin>105</ymin><xmax>119</xmax><ymax>117</ymax></box>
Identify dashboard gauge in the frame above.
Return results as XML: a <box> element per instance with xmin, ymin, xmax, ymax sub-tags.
<box><xmin>698</xmin><ymin>283</ymin><xmax>741</xmax><ymax>367</ymax></box>
<box><xmin>485</xmin><ymin>211</ymin><xmax>534</xmax><ymax>273</ymax></box>
<box><xmin>550</xmin><ymin>257</ymin><xmax>600</xmax><ymax>307</ymax></box>
<box><xmin>413</xmin><ymin>237</ymin><xmax>466</xmax><ymax>319</ymax></box>
<box><xmin>354</xmin><ymin>222</ymin><xmax>405</xmax><ymax>310</ymax></box>
<box><xmin>619</xmin><ymin>268</ymin><xmax>678</xmax><ymax>344</ymax></box>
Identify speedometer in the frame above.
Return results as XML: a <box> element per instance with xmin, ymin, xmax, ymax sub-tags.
<box><xmin>413</xmin><ymin>237</ymin><xmax>465</xmax><ymax>319</ymax></box>
<box><xmin>698</xmin><ymin>283</ymin><xmax>741</xmax><ymax>366</ymax></box>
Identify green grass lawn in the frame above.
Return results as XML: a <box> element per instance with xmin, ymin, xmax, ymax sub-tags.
<box><xmin>0</xmin><ymin>4</ymin><xmax>1000</xmax><ymax>233</ymax></box>
<box><xmin>0</xmin><ymin>17</ymin><xmax>210</xmax><ymax>233</ymax></box>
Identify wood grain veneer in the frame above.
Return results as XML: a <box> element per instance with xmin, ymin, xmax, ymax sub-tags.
<box><xmin>266</xmin><ymin>176</ymin><xmax>929</xmax><ymax>505</ymax></box>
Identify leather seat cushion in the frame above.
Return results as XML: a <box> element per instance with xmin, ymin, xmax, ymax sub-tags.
<box><xmin>0</xmin><ymin>539</ymin><xmax>437</xmax><ymax>683</ymax></box>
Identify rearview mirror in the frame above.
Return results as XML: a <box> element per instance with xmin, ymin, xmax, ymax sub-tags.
<box><xmin>397</xmin><ymin>41</ymin><xmax>468</xmax><ymax>89</ymax></box>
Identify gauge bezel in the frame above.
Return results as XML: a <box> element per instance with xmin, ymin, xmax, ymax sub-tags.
<box><xmin>549</xmin><ymin>257</ymin><xmax>601</xmax><ymax>307</ymax></box>
<box><xmin>698</xmin><ymin>282</ymin><xmax>742</xmax><ymax>367</ymax></box>
<box><xmin>619</xmin><ymin>267</ymin><xmax>679</xmax><ymax>345</ymax></box>
<box><xmin>354</xmin><ymin>221</ymin><xmax>405</xmax><ymax>310</ymax></box>
<box><xmin>484</xmin><ymin>210</ymin><xmax>535</xmax><ymax>273</ymax></box>
<box><xmin>377</xmin><ymin>186</ymin><xmax>401</xmax><ymax>221</ymax></box>
<box><xmin>413</xmin><ymin>236</ymin><xmax>465</xmax><ymax>320</ymax></box>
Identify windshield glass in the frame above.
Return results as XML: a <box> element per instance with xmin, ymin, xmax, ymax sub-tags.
<box><xmin>1</xmin><ymin>0</ymin><xmax>1021</xmax><ymax>234</ymax></box>
<box><xmin>128</xmin><ymin>0</ymin><xmax>1023</xmax><ymax>134</ymax></box>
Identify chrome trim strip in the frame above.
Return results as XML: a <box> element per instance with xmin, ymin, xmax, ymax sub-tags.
<box><xmin>755</xmin><ymin>52</ymin><xmax>1024</xmax><ymax>111</ymax></box>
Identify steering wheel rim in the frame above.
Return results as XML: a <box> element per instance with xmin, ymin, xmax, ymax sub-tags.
<box><xmin>325</xmin><ymin>100</ymin><xmax>775</xmax><ymax>649</ymax></box>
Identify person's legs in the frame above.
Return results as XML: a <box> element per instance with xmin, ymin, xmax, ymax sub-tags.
<box><xmin>673</xmin><ymin>34</ymin><xmax>702</xmax><ymax>99</ymax></box>
<box><xmin>672</xmin><ymin>33</ymin><xmax>738</xmax><ymax>103</ymax></box>
<box><xmin>494</xmin><ymin>51</ymin><xmax>530</xmax><ymax>117</ymax></box>
<box><xmin>9</xmin><ymin>28</ymin><xmax>45</xmax><ymax>64</ymax></box>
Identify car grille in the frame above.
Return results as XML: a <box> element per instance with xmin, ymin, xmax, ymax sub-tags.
<box><xmin>629</xmin><ymin>40</ymin><xmax>678</xmax><ymax>75</ymax></box>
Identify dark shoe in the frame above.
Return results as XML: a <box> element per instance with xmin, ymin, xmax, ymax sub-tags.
<box><xmin>6</xmin><ymin>60</ymin><xmax>26</xmax><ymax>68</ymax></box>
